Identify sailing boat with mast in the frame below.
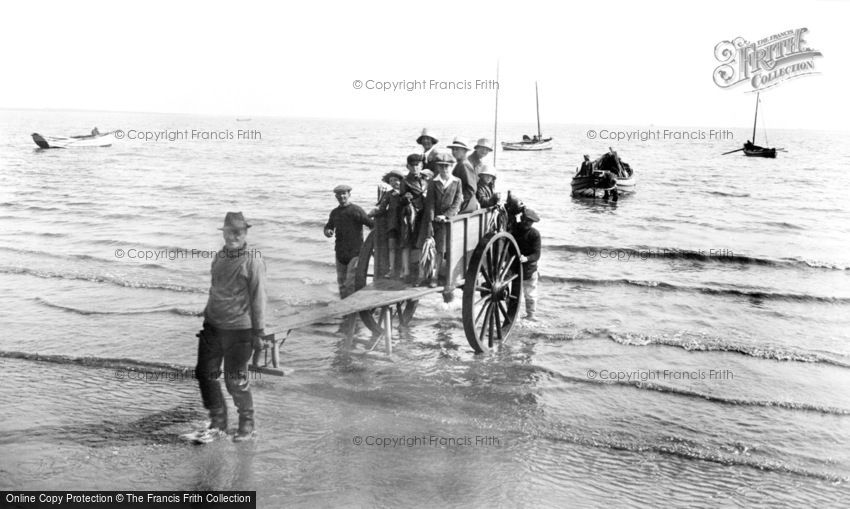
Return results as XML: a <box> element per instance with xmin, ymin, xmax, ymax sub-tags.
<box><xmin>502</xmin><ymin>81</ymin><xmax>553</xmax><ymax>151</ymax></box>
<box><xmin>742</xmin><ymin>92</ymin><xmax>776</xmax><ymax>158</ymax></box>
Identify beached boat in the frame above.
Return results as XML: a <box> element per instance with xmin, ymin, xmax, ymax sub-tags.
<box><xmin>571</xmin><ymin>150</ymin><xmax>636</xmax><ymax>198</ymax></box>
<box><xmin>502</xmin><ymin>82</ymin><xmax>553</xmax><ymax>151</ymax></box>
<box><xmin>31</xmin><ymin>131</ymin><xmax>115</xmax><ymax>149</ymax></box>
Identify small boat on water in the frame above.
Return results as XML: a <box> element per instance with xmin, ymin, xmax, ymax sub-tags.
<box><xmin>723</xmin><ymin>92</ymin><xmax>779</xmax><ymax>158</ymax></box>
<box><xmin>31</xmin><ymin>130</ymin><xmax>115</xmax><ymax>149</ymax></box>
<box><xmin>743</xmin><ymin>92</ymin><xmax>777</xmax><ymax>158</ymax></box>
<box><xmin>571</xmin><ymin>149</ymin><xmax>636</xmax><ymax>199</ymax></box>
<box><xmin>502</xmin><ymin>81</ymin><xmax>553</xmax><ymax>151</ymax></box>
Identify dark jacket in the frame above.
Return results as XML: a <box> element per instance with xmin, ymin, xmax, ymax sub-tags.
<box><xmin>514</xmin><ymin>226</ymin><xmax>541</xmax><ymax>279</ymax></box>
<box><xmin>325</xmin><ymin>203</ymin><xmax>374</xmax><ymax>264</ymax></box>
<box><xmin>204</xmin><ymin>244</ymin><xmax>266</xmax><ymax>330</ymax></box>
<box><xmin>476</xmin><ymin>181</ymin><xmax>499</xmax><ymax>208</ymax></box>
<box><xmin>452</xmin><ymin>159</ymin><xmax>479</xmax><ymax>213</ymax></box>
<box><xmin>375</xmin><ymin>190</ymin><xmax>402</xmax><ymax>234</ymax></box>
<box><xmin>420</xmin><ymin>175</ymin><xmax>462</xmax><ymax>242</ymax></box>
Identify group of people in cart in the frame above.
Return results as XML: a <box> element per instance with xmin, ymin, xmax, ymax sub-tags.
<box><xmin>324</xmin><ymin>128</ymin><xmax>542</xmax><ymax>320</ymax></box>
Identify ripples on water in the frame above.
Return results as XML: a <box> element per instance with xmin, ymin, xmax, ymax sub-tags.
<box><xmin>0</xmin><ymin>110</ymin><xmax>848</xmax><ymax>506</ymax></box>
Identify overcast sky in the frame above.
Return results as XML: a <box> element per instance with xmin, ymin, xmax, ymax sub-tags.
<box><xmin>1</xmin><ymin>0</ymin><xmax>846</xmax><ymax>130</ymax></box>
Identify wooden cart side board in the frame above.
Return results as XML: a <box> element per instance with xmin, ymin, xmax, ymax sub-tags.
<box><xmin>446</xmin><ymin>207</ymin><xmax>498</xmax><ymax>287</ymax></box>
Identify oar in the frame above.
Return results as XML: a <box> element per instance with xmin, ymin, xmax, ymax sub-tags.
<box><xmin>721</xmin><ymin>148</ymin><xmax>744</xmax><ymax>155</ymax></box>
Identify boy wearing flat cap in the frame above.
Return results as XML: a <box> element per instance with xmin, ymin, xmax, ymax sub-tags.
<box><xmin>196</xmin><ymin>211</ymin><xmax>266</xmax><ymax>442</ymax></box>
<box><xmin>324</xmin><ymin>185</ymin><xmax>374</xmax><ymax>299</ymax></box>
<box><xmin>399</xmin><ymin>153</ymin><xmax>428</xmax><ymax>283</ymax></box>
<box><xmin>420</xmin><ymin>152</ymin><xmax>463</xmax><ymax>287</ymax></box>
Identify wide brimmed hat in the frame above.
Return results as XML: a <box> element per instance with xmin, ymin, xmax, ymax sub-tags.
<box><xmin>474</xmin><ymin>138</ymin><xmax>494</xmax><ymax>151</ymax></box>
<box><xmin>433</xmin><ymin>151</ymin><xmax>455</xmax><ymax>166</ymax></box>
<box><xmin>522</xmin><ymin>208</ymin><xmax>540</xmax><ymax>222</ymax></box>
<box><xmin>478</xmin><ymin>164</ymin><xmax>497</xmax><ymax>178</ymax></box>
<box><xmin>446</xmin><ymin>137</ymin><xmax>470</xmax><ymax>151</ymax></box>
<box><xmin>382</xmin><ymin>168</ymin><xmax>406</xmax><ymax>183</ymax></box>
<box><xmin>218</xmin><ymin>211</ymin><xmax>252</xmax><ymax>230</ymax></box>
<box><xmin>416</xmin><ymin>128</ymin><xmax>438</xmax><ymax>145</ymax></box>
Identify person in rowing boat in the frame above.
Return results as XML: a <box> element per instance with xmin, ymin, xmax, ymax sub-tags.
<box><xmin>417</xmin><ymin>128</ymin><xmax>440</xmax><ymax>172</ymax></box>
<box><xmin>447</xmin><ymin>137</ymin><xmax>479</xmax><ymax>213</ymax></box>
<box><xmin>195</xmin><ymin>212</ymin><xmax>267</xmax><ymax>442</ymax></box>
<box><xmin>469</xmin><ymin>138</ymin><xmax>494</xmax><ymax>172</ymax></box>
<box><xmin>579</xmin><ymin>154</ymin><xmax>593</xmax><ymax>177</ymax></box>
<box><xmin>91</xmin><ymin>127</ymin><xmax>100</xmax><ymax>136</ymax></box>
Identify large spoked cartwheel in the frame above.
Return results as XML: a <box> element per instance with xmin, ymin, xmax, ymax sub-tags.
<box><xmin>354</xmin><ymin>231</ymin><xmax>419</xmax><ymax>335</ymax></box>
<box><xmin>462</xmin><ymin>231</ymin><xmax>523</xmax><ymax>353</ymax></box>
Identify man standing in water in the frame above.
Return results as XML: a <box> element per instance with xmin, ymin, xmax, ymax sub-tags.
<box><xmin>514</xmin><ymin>209</ymin><xmax>541</xmax><ymax>321</ymax></box>
<box><xmin>324</xmin><ymin>185</ymin><xmax>374</xmax><ymax>299</ymax></box>
<box><xmin>196</xmin><ymin>211</ymin><xmax>266</xmax><ymax>443</ymax></box>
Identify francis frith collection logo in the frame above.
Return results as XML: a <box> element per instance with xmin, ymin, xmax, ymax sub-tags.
<box><xmin>713</xmin><ymin>28</ymin><xmax>823</xmax><ymax>91</ymax></box>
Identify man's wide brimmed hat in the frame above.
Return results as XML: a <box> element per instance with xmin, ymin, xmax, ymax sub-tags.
<box><xmin>382</xmin><ymin>168</ymin><xmax>406</xmax><ymax>183</ymax></box>
<box><xmin>416</xmin><ymin>128</ymin><xmax>438</xmax><ymax>145</ymax></box>
<box><xmin>446</xmin><ymin>137</ymin><xmax>470</xmax><ymax>151</ymax></box>
<box><xmin>219</xmin><ymin>211</ymin><xmax>252</xmax><ymax>230</ymax></box>
<box><xmin>474</xmin><ymin>138</ymin><xmax>494</xmax><ymax>151</ymax></box>
<box><xmin>478</xmin><ymin>164</ymin><xmax>497</xmax><ymax>178</ymax></box>
<box><xmin>433</xmin><ymin>151</ymin><xmax>455</xmax><ymax>166</ymax></box>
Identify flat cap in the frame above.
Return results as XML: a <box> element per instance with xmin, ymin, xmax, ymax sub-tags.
<box><xmin>333</xmin><ymin>184</ymin><xmax>352</xmax><ymax>193</ymax></box>
<box><xmin>433</xmin><ymin>151</ymin><xmax>455</xmax><ymax>166</ymax></box>
<box><xmin>522</xmin><ymin>208</ymin><xmax>540</xmax><ymax>222</ymax></box>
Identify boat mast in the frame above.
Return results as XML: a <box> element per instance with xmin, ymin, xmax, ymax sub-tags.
<box><xmin>494</xmin><ymin>61</ymin><xmax>500</xmax><ymax>167</ymax></box>
<box><xmin>535</xmin><ymin>81</ymin><xmax>542</xmax><ymax>138</ymax></box>
<box><xmin>752</xmin><ymin>92</ymin><xmax>759</xmax><ymax>143</ymax></box>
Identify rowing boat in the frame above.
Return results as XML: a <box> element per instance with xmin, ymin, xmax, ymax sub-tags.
<box><xmin>31</xmin><ymin>131</ymin><xmax>115</xmax><ymax>149</ymax></box>
<box><xmin>571</xmin><ymin>150</ymin><xmax>636</xmax><ymax>198</ymax></box>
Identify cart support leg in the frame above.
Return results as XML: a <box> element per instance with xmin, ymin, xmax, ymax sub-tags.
<box><xmin>382</xmin><ymin>306</ymin><xmax>392</xmax><ymax>355</ymax></box>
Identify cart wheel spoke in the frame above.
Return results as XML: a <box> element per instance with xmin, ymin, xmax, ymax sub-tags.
<box><xmin>478</xmin><ymin>302</ymin><xmax>493</xmax><ymax>346</ymax></box>
<box><xmin>498</xmin><ymin>255</ymin><xmax>517</xmax><ymax>281</ymax></box>
<box><xmin>473</xmin><ymin>294</ymin><xmax>490</xmax><ymax>308</ymax></box>
<box><xmin>502</xmin><ymin>273</ymin><xmax>520</xmax><ymax>285</ymax></box>
<box><xmin>497</xmin><ymin>300</ymin><xmax>510</xmax><ymax>324</ymax></box>
<box><xmin>474</xmin><ymin>296</ymin><xmax>490</xmax><ymax>325</ymax></box>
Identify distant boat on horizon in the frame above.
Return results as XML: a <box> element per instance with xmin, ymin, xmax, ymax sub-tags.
<box><xmin>236</xmin><ymin>118</ymin><xmax>252</xmax><ymax>121</ymax></box>
<box><xmin>502</xmin><ymin>81</ymin><xmax>553</xmax><ymax>151</ymax></box>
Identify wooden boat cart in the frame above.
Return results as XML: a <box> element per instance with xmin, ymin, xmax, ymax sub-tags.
<box><xmin>251</xmin><ymin>206</ymin><xmax>524</xmax><ymax>374</ymax></box>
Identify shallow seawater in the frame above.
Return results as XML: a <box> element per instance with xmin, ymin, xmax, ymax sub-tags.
<box><xmin>0</xmin><ymin>110</ymin><xmax>848</xmax><ymax>506</ymax></box>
